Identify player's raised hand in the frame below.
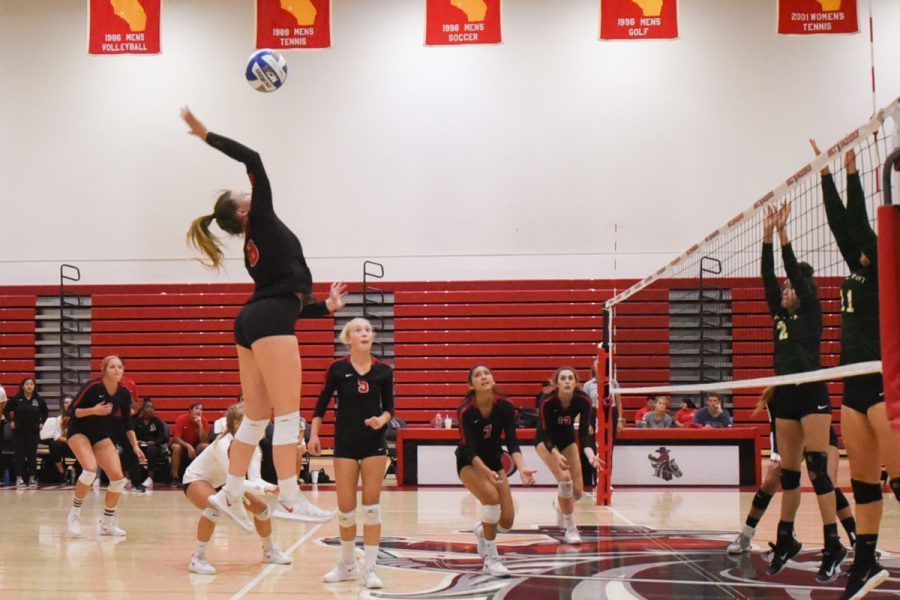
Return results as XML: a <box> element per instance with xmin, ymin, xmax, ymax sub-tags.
<box><xmin>180</xmin><ymin>106</ymin><xmax>208</xmax><ymax>140</ymax></box>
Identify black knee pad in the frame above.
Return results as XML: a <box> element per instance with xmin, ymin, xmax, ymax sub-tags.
<box><xmin>851</xmin><ymin>479</ymin><xmax>883</xmax><ymax>505</ymax></box>
<box><xmin>781</xmin><ymin>469</ymin><xmax>801</xmax><ymax>491</ymax></box>
<box><xmin>834</xmin><ymin>487</ymin><xmax>850</xmax><ymax>511</ymax></box>
<box><xmin>890</xmin><ymin>477</ymin><xmax>900</xmax><ymax>502</ymax></box>
<box><xmin>752</xmin><ymin>489</ymin><xmax>774</xmax><ymax>511</ymax></box>
<box><xmin>804</xmin><ymin>451</ymin><xmax>834</xmax><ymax>495</ymax></box>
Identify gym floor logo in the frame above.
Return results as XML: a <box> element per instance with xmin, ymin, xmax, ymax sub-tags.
<box><xmin>648</xmin><ymin>446</ymin><xmax>682</xmax><ymax>481</ymax></box>
<box><xmin>319</xmin><ymin>526</ymin><xmax>898</xmax><ymax>599</ymax></box>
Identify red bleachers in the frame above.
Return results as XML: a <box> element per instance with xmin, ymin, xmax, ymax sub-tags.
<box><xmin>0</xmin><ymin>295</ymin><xmax>36</xmax><ymax>394</ymax></box>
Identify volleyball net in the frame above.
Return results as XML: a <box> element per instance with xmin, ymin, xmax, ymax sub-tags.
<box><xmin>594</xmin><ymin>98</ymin><xmax>900</xmax><ymax>505</ymax></box>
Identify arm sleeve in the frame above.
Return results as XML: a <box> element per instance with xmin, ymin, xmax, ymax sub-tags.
<box><xmin>761</xmin><ymin>242</ymin><xmax>782</xmax><ymax>317</ymax></box>
<box><xmin>205</xmin><ymin>132</ymin><xmax>273</xmax><ymax>217</ymax></box>
<box><xmin>782</xmin><ymin>243</ymin><xmax>818</xmax><ymax>310</ymax></box>
<box><xmin>821</xmin><ymin>173</ymin><xmax>862</xmax><ymax>270</ymax></box>
<box><xmin>458</xmin><ymin>407</ymin><xmax>480</xmax><ymax>462</ymax></box>
<box><xmin>298</xmin><ymin>300</ymin><xmax>331</xmax><ymax>319</ymax></box>
<box><xmin>380</xmin><ymin>369</ymin><xmax>394</xmax><ymax>417</ymax></box>
<box><xmin>537</xmin><ymin>401</ymin><xmax>556</xmax><ymax>452</ymax></box>
<box><xmin>121</xmin><ymin>395</ymin><xmax>134</xmax><ymax>432</ymax></box>
<box><xmin>845</xmin><ymin>172</ymin><xmax>878</xmax><ymax>265</ymax></box>
<box><xmin>154</xmin><ymin>419</ymin><xmax>168</xmax><ymax>445</ymax></box>
<box><xmin>503</xmin><ymin>402</ymin><xmax>521</xmax><ymax>455</ymax></box>
<box><xmin>579</xmin><ymin>399</ymin><xmax>596</xmax><ymax>452</ymax></box>
<box><xmin>313</xmin><ymin>366</ymin><xmax>337</xmax><ymax>420</ymax></box>
<box><xmin>39</xmin><ymin>398</ymin><xmax>48</xmax><ymax>424</ymax></box>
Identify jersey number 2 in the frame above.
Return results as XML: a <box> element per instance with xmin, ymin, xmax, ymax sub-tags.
<box><xmin>776</xmin><ymin>320</ymin><xmax>789</xmax><ymax>341</ymax></box>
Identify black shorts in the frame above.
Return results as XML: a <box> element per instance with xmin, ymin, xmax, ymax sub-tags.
<box><xmin>772</xmin><ymin>381</ymin><xmax>831</xmax><ymax>421</ymax></box>
<box><xmin>333</xmin><ymin>439</ymin><xmax>388</xmax><ymax>461</ymax></box>
<box><xmin>842</xmin><ymin>374</ymin><xmax>884</xmax><ymax>415</ymax></box>
<box><xmin>67</xmin><ymin>421</ymin><xmax>112</xmax><ymax>446</ymax></box>
<box><xmin>234</xmin><ymin>294</ymin><xmax>301</xmax><ymax>349</ymax></box>
<box><xmin>182</xmin><ymin>481</ymin><xmax>220</xmax><ymax>496</ymax></box>
<box><xmin>455</xmin><ymin>446</ymin><xmax>502</xmax><ymax>475</ymax></box>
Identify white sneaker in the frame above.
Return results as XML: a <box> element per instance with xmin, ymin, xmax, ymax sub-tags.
<box><xmin>67</xmin><ymin>513</ymin><xmax>82</xmax><ymax>537</ymax></box>
<box><xmin>323</xmin><ymin>559</ymin><xmax>360</xmax><ymax>583</ymax></box>
<box><xmin>98</xmin><ymin>517</ymin><xmax>126</xmax><ymax>537</ymax></box>
<box><xmin>208</xmin><ymin>489</ymin><xmax>254</xmax><ymax>532</ymax></box>
<box><xmin>482</xmin><ymin>556</ymin><xmax>511</xmax><ymax>577</ymax></box>
<box><xmin>564</xmin><ymin>529</ymin><xmax>582</xmax><ymax>544</ymax></box>
<box><xmin>274</xmin><ymin>495</ymin><xmax>335</xmax><ymax>523</ymax></box>
<box><xmin>473</xmin><ymin>522</ymin><xmax>486</xmax><ymax>558</ymax></box>
<box><xmin>727</xmin><ymin>526</ymin><xmax>755</xmax><ymax>554</ymax></box>
<box><xmin>142</xmin><ymin>477</ymin><xmax>153</xmax><ymax>490</ymax></box>
<box><xmin>16</xmin><ymin>477</ymin><xmax>26</xmax><ymax>489</ymax></box>
<box><xmin>189</xmin><ymin>554</ymin><xmax>216</xmax><ymax>575</ymax></box>
<box><xmin>262</xmin><ymin>547</ymin><xmax>292</xmax><ymax>565</ymax></box>
<box><xmin>28</xmin><ymin>476</ymin><xmax>38</xmax><ymax>487</ymax></box>
<box><xmin>361</xmin><ymin>567</ymin><xmax>383</xmax><ymax>589</ymax></box>
<box><xmin>552</xmin><ymin>500</ymin><xmax>565</xmax><ymax>528</ymax></box>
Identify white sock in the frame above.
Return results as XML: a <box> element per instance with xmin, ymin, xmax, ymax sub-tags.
<box><xmin>484</xmin><ymin>539</ymin><xmax>498</xmax><ymax>560</ymax></box>
<box><xmin>195</xmin><ymin>541</ymin><xmax>208</xmax><ymax>558</ymax></box>
<box><xmin>341</xmin><ymin>540</ymin><xmax>355</xmax><ymax>564</ymax></box>
<box><xmin>260</xmin><ymin>535</ymin><xmax>274</xmax><ymax>552</ymax></box>
<box><xmin>742</xmin><ymin>524</ymin><xmax>756</xmax><ymax>538</ymax></box>
<box><xmin>277</xmin><ymin>479</ymin><xmax>300</xmax><ymax>503</ymax></box>
<box><xmin>564</xmin><ymin>513</ymin><xmax>576</xmax><ymax>531</ymax></box>
<box><xmin>364</xmin><ymin>545</ymin><xmax>378</xmax><ymax>570</ymax></box>
<box><xmin>225</xmin><ymin>474</ymin><xmax>245</xmax><ymax>499</ymax></box>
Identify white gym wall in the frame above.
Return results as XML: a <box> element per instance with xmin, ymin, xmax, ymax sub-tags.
<box><xmin>1</xmin><ymin>0</ymin><xmax>898</xmax><ymax>285</ymax></box>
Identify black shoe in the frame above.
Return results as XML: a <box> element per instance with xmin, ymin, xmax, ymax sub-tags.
<box><xmin>839</xmin><ymin>561</ymin><xmax>889</xmax><ymax>600</ymax></box>
<box><xmin>131</xmin><ymin>485</ymin><xmax>147</xmax><ymax>494</ymax></box>
<box><xmin>817</xmin><ymin>545</ymin><xmax>848</xmax><ymax>582</ymax></box>
<box><xmin>766</xmin><ymin>538</ymin><xmax>803</xmax><ymax>576</ymax></box>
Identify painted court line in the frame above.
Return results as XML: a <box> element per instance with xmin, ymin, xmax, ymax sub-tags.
<box><xmin>230</xmin><ymin>523</ymin><xmax>324</xmax><ymax>600</ymax></box>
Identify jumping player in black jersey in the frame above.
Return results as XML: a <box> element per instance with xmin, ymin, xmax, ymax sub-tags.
<box><xmin>727</xmin><ymin>387</ymin><xmax>856</xmax><ymax>554</ymax></box>
<box><xmin>309</xmin><ymin>318</ymin><xmax>394</xmax><ymax>590</ymax></box>
<box><xmin>761</xmin><ymin>202</ymin><xmax>847</xmax><ymax>580</ymax></box>
<box><xmin>535</xmin><ymin>366</ymin><xmax>601</xmax><ymax>544</ymax></box>
<box><xmin>181</xmin><ymin>108</ymin><xmax>345</xmax><ymax>530</ymax></box>
<box><xmin>457</xmin><ymin>365</ymin><xmax>536</xmax><ymax>577</ymax></box>
<box><xmin>812</xmin><ymin>141</ymin><xmax>900</xmax><ymax>599</ymax></box>
<box><xmin>65</xmin><ymin>355</ymin><xmax>145</xmax><ymax>538</ymax></box>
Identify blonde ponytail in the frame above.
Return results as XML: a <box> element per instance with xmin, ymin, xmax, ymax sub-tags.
<box><xmin>187</xmin><ymin>213</ymin><xmax>225</xmax><ymax>269</ymax></box>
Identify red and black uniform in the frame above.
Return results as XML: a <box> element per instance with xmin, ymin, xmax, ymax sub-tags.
<box><xmin>822</xmin><ymin>170</ymin><xmax>882</xmax><ymax>414</ymax></box>
<box><xmin>205</xmin><ymin>132</ymin><xmax>330</xmax><ymax>348</ymax></box>
<box><xmin>536</xmin><ymin>390</ymin><xmax>596</xmax><ymax>454</ymax></box>
<box><xmin>761</xmin><ymin>240</ymin><xmax>829</xmax><ymax>420</ymax></box>
<box><xmin>67</xmin><ymin>380</ymin><xmax>133</xmax><ymax>446</ymax></box>
<box><xmin>314</xmin><ymin>357</ymin><xmax>394</xmax><ymax>460</ymax></box>
<box><xmin>455</xmin><ymin>395</ymin><xmax>520</xmax><ymax>475</ymax></box>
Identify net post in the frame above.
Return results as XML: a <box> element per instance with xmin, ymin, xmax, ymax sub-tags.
<box><xmin>595</xmin><ymin>344</ymin><xmax>612</xmax><ymax>506</ymax></box>
<box><xmin>879</xmin><ymin>146</ymin><xmax>900</xmax><ymax>431</ymax></box>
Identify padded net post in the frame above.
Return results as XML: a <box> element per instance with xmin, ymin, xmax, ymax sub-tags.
<box><xmin>878</xmin><ymin>204</ymin><xmax>900</xmax><ymax>430</ymax></box>
<box><xmin>595</xmin><ymin>345</ymin><xmax>611</xmax><ymax>505</ymax></box>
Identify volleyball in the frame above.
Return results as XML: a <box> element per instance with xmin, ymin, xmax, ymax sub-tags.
<box><xmin>245</xmin><ymin>49</ymin><xmax>288</xmax><ymax>93</ymax></box>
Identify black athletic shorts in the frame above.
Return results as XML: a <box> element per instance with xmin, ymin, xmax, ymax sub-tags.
<box><xmin>234</xmin><ymin>294</ymin><xmax>301</xmax><ymax>349</ymax></box>
<box><xmin>842</xmin><ymin>373</ymin><xmax>884</xmax><ymax>415</ymax></box>
<box><xmin>333</xmin><ymin>439</ymin><xmax>388</xmax><ymax>461</ymax></box>
<box><xmin>772</xmin><ymin>381</ymin><xmax>831</xmax><ymax>421</ymax></box>
<box><xmin>67</xmin><ymin>420</ymin><xmax>112</xmax><ymax>446</ymax></box>
<box><xmin>455</xmin><ymin>446</ymin><xmax>502</xmax><ymax>476</ymax></box>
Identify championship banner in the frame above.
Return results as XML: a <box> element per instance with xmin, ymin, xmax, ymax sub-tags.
<box><xmin>88</xmin><ymin>0</ymin><xmax>160</xmax><ymax>55</ymax></box>
<box><xmin>256</xmin><ymin>0</ymin><xmax>331</xmax><ymax>50</ymax></box>
<box><xmin>600</xmin><ymin>0</ymin><xmax>678</xmax><ymax>41</ymax></box>
<box><xmin>425</xmin><ymin>0</ymin><xmax>501</xmax><ymax>46</ymax></box>
<box><xmin>777</xmin><ymin>0</ymin><xmax>858</xmax><ymax>35</ymax></box>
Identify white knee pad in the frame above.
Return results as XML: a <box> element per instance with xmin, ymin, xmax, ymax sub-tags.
<box><xmin>78</xmin><ymin>470</ymin><xmax>97</xmax><ymax>487</ymax></box>
<box><xmin>272</xmin><ymin>411</ymin><xmax>301</xmax><ymax>446</ymax></box>
<box><xmin>108</xmin><ymin>478</ymin><xmax>127</xmax><ymax>493</ymax></box>
<box><xmin>558</xmin><ymin>480</ymin><xmax>574</xmax><ymax>499</ymax></box>
<box><xmin>235</xmin><ymin>417</ymin><xmax>269</xmax><ymax>445</ymax></box>
<box><xmin>253</xmin><ymin>505</ymin><xmax>271</xmax><ymax>522</ymax></box>
<box><xmin>202</xmin><ymin>508</ymin><xmax>221</xmax><ymax>523</ymax></box>
<box><xmin>481</xmin><ymin>504</ymin><xmax>501</xmax><ymax>525</ymax></box>
<box><xmin>338</xmin><ymin>509</ymin><xmax>357</xmax><ymax>528</ymax></box>
<box><xmin>362</xmin><ymin>504</ymin><xmax>381</xmax><ymax>526</ymax></box>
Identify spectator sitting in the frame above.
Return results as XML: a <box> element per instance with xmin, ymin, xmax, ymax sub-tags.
<box><xmin>535</xmin><ymin>379</ymin><xmax>554</xmax><ymax>408</ymax></box>
<box><xmin>170</xmin><ymin>402</ymin><xmax>211</xmax><ymax>484</ymax></box>
<box><xmin>39</xmin><ymin>395</ymin><xmax>73</xmax><ymax>483</ymax></box>
<box><xmin>582</xmin><ymin>360</ymin><xmax>600</xmax><ymax>409</ymax></box>
<box><xmin>674</xmin><ymin>398</ymin><xmax>698</xmax><ymax>428</ymax></box>
<box><xmin>134</xmin><ymin>400</ymin><xmax>169</xmax><ymax>485</ymax></box>
<box><xmin>633</xmin><ymin>396</ymin><xmax>657</xmax><ymax>426</ymax></box>
<box><xmin>260</xmin><ymin>415</ymin><xmax>309</xmax><ymax>485</ymax></box>
<box><xmin>3</xmin><ymin>377</ymin><xmax>48</xmax><ymax>487</ymax></box>
<box><xmin>638</xmin><ymin>396</ymin><xmax>675</xmax><ymax>429</ymax></box>
<box><xmin>691</xmin><ymin>393</ymin><xmax>734</xmax><ymax>428</ymax></box>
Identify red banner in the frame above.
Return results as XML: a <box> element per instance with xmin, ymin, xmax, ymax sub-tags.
<box><xmin>256</xmin><ymin>0</ymin><xmax>331</xmax><ymax>49</ymax></box>
<box><xmin>425</xmin><ymin>0</ymin><xmax>501</xmax><ymax>46</ymax></box>
<box><xmin>600</xmin><ymin>0</ymin><xmax>678</xmax><ymax>40</ymax></box>
<box><xmin>88</xmin><ymin>0</ymin><xmax>160</xmax><ymax>55</ymax></box>
<box><xmin>777</xmin><ymin>0</ymin><xmax>858</xmax><ymax>35</ymax></box>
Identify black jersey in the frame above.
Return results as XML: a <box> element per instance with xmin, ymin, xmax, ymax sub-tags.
<box><xmin>68</xmin><ymin>379</ymin><xmax>133</xmax><ymax>433</ymax></box>
<box><xmin>206</xmin><ymin>132</ymin><xmax>321</xmax><ymax>307</ymax></box>
<box><xmin>822</xmin><ymin>172</ymin><xmax>880</xmax><ymax>364</ymax></box>
<box><xmin>3</xmin><ymin>394</ymin><xmax>48</xmax><ymax>434</ymax></box>
<box><xmin>134</xmin><ymin>416</ymin><xmax>168</xmax><ymax>445</ymax></box>
<box><xmin>314</xmin><ymin>357</ymin><xmax>394</xmax><ymax>451</ymax></box>
<box><xmin>537</xmin><ymin>390</ymin><xmax>595</xmax><ymax>453</ymax></box>
<box><xmin>762</xmin><ymin>241</ymin><xmax>822</xmax><ymax>375</ymax></box>
<box><xmin>456</xmin><ymin>395</ymin><xmax>521</xmax><ymax>466</ymax></box>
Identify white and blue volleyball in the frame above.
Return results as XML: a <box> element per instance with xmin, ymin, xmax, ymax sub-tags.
<box><xmin>245</xmin><ymin>49</ymin><xmax>288</xmax><ymax>93</ymax></box>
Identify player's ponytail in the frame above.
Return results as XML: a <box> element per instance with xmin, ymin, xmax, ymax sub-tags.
<box><xmin>752</xmin><ymin>386</ymin><xmax>775</xmax><ymax>417</ymax></box>
<box><xmin>186</xmin><ymin>191</ymin><xmax>243</xmax><ymax>270</ymax></box>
